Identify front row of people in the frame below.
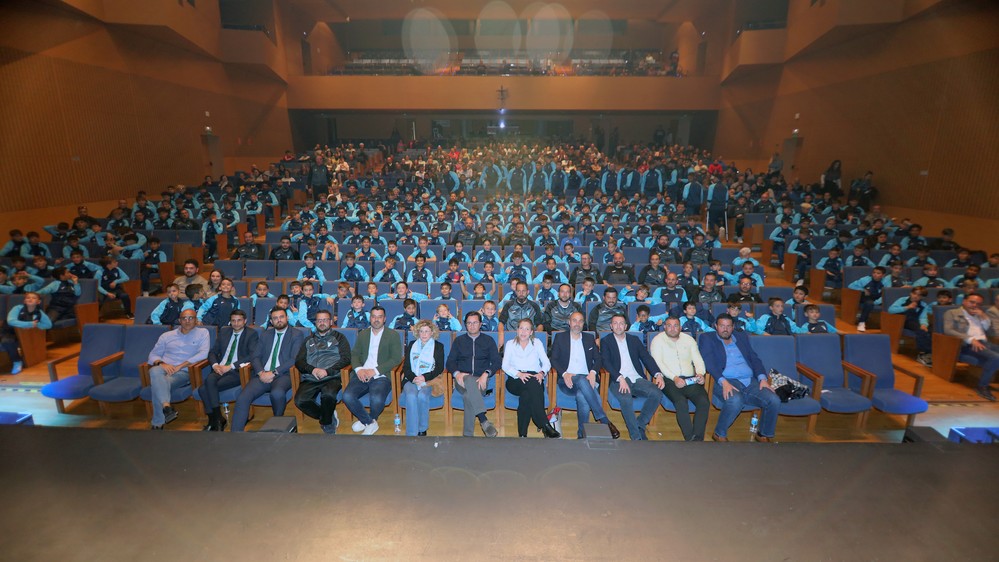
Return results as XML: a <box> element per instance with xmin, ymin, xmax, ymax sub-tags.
<box><xmin>143</xmin><ymin>303</ymin><xmax>788</xmax><ymax>441</ymax></box>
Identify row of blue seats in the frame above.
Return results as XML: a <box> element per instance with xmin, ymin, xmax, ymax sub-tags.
<box><xmin>38</xmin><ymin>322</ymin><xmax>925</xmax><ymax>432</ymax></box>
<box><xmin>841</xmin><ymin>266</ymin><xmax>996</xmax><ymax>286</ymax></box>
<box><xmin>134</xmin><ymin>292</ymin><xmax>835</xmax><ymax>334</ymax></box>
<box><xmin>208</xmin><ymin>257</ymin><xmax>759</xmax><ymax>282</ymax></box>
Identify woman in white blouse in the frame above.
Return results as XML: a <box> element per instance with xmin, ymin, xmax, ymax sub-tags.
<box><xmin>501</xmin><ymin>319</ymin><xmax>560</xmax><ymax>438</ymax></box>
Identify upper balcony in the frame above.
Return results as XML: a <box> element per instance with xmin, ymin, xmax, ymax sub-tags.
<box><xmin>286</xmin><ymin>75</ymin><xmax>721</xmax><ymax>112</ymax></box>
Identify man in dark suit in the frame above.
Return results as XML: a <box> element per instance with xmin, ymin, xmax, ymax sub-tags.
<box><xmin>202</xmin><ymin>309</ymin><xmax>259</xmax><ymax>431</ymax></box>
<box><xmin>231</xmin><ymin>307</ymin><xmax>305</xmax><ymax>432</ymax></box>
<box><xmin>552</xmin><ymin>311</ymin><xmax>620</xmax><ymax>439</ymax></box>
<box><xmin>342</xmin><ymin>306</ymin><xmax>403</xmax><ymax>435</ymax></box>
<box><xmin>699</xmin><ymin>313</ymin><xmax>780</xmax><ymax>442</ymax></box>
<box><xmin>600</xmin><ymin>313</ymin><xmax>665</xmax><ymax>440</ymax></box>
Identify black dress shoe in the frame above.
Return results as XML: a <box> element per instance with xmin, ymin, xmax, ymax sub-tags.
<box><xmin>217</xmin><ymin>416</ymin><xmax>227</xmax><ymax>432</ymax></box>
<box><xmin>541</xmin><ymin>423</ymin><xmax>561</xmax><ymax>438</ymax></box>
<box><xmin>606</xmin><ymin>421</ymin><xmax>621</xmax><ymax>439</ymax></box>
<box><xmin>417</xmin><ymin>431</ymin><xmax>427</xmax><ymax>436</ymax></box>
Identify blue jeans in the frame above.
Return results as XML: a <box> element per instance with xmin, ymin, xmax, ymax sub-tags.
<box><xmin>609</xmin><ymin>377</ymin><xmax>661</xmax><ymax>440</ymax></box>
<box><xmin>149</xmin><ymin>365</ymin><xmax>189</xmax><ymax>426</ymax></box>
<box><xmin>963</xmin><ymin>341</ymin><xmax>999</xmax><ymax>388</ymax></box>
<box><xmin>557</xmin><ymin>374</ymin><xmax>608</xmax><ymax>438</ymax></box>
<box><xmin>231</xmin><ymin>374</ymin><xmax>292</xmax><ymax>432</ymax></box>
<box><xmin>342</xmin><ymin>373</ymin><xmax>391</xmax><ymax>425</ymax></box>
<box><xmin>401</xmin><ymin>381</ymin><xmax>431</xmax><ymax>435</ymax></box>
<box><xmin>713</xmin><ymin>378</ymin><xmax>781</xmax><ymax>438</ymax></box>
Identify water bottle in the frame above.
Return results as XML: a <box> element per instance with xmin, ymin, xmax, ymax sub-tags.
<box><xmin>394</xmin><ymin>413</ymin><xmax>402</xmax><ymax>434</ymax></box>
<box><xmin>749</xmin><ymin>412</ymin><xmax>759</xmax><ymax>437</ymax></box>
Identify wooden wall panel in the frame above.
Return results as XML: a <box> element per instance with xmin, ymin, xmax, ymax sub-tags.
<box><xmin>0</xmin><ymin>3</ymin><xmax>293</xmax><ymax>213</ymax></box>
<box><xmin>715</xmin><ymin>1</ymin><xmax>999</xmax><ymax>219</ymax></box>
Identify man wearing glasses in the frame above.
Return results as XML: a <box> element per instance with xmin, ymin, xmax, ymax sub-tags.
<box><xmin>146</xmin><ymin>309</ymin><xmax>210</xmax><ymax>429</ymax></box>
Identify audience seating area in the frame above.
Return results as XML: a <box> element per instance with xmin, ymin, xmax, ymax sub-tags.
<box><xmin>4</xmin><ymin>140</ymin><xmax>996</xmax><ymax>438</ymax></box>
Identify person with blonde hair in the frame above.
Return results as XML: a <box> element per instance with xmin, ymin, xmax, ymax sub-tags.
<box><xmin>401</xmin><ymin>319</ymin><xmax>446</xmax><ymax>436</ymax></box>
<box><xmin>502</xmin><ymin>318</ymin><xmax>559</xmax><ymax>438</ymax></box>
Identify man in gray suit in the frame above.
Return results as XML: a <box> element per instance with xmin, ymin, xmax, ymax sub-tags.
<box><xmin>943</xmin><ymin>293</ymin><xmax>999</xmax><ymax>401</ymax></box>
<box><xmin>231</xmin><ymin>307</ymin><xmax>306</xmax><ymax>431</ymax></box>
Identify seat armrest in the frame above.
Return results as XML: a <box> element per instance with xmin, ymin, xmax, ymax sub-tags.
<box><xmin>795</xmin><ymin>363</ymin><xmax>825</xmax><ymax>399</ymax></box>
<box><xmin>139</xmin><ymin>363</ymin><xmax>151</xmax><ymax>387</ymax></box>
<box><xmin>290</xmin><ymin>367</ymin><xmax>301</xmax><ymax>394</ymax></box>
<box><xmin>842</xmin><ymin>361</ymin><xmax>877</xmax><ymax>398</ymax></box>
<box><xmin>189</xmin><ymin>360</ymin><xmax>209</xmax><ymax>389</ymax></box>
<box><xmin>238</xmin><ymin>364</ymin><xmax>253</xmax><ymax>386</ymax></box>
<box><xmin>47</xmin><ymin>351</ymin><xmax>81</xmax><ymax>383</ymax></box>
<box><xmin>90</xmin><ymin>351</ymin><xmax>125</xmax><ymax>385</ymax></box>
<box><xmin>893</xmin><ymin>363</ymin><xmax>925</xmax><ymax>398</ymax></box>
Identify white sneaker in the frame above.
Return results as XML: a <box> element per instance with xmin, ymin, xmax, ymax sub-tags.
<box><xmin>351</xmin><ymin>420</ymin><xmax>365</xmax><ymax>432</ymax></box>
<box><xmin>857</xmin><ymin>322</ymin><xmax>866</xmax><ymax>332</ymax></box>
<box><xmin>11</xmin><ymin>361</ymin><xmax>23</xmax><ymax>375</ymax></box>
<box><xmin>361</xmin><ymin>421</ymin><xmax>379</xmax><ymax>435</ymax></box>
<box><xmin>795</xmin><ymin>279</ymin><xmax>805</xmax><ymax>287</ymax></box>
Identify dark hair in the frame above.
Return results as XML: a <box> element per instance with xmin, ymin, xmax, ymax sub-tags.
<box><xmin>314</xmin><ymin>309</ymin><xmax>332</xmax><ymax>319</ymax></box>
<box><xmin>768</xmin><ymin>297</ymin><xmax>784</xmax><ymax>306</ymax></box>
<box><xmin>370</xmin><ymin>305</ymin><xmax>386</xmax><ymax>316</ymax></box>
<box><xmin>185</xmin><ymin>284</ymin><xmax>203</xmax><ymax>299</ymax></box>
<box><xmin>715</xmin><ymin>313</ymin><xmax>734</xmax><ymax>324</ymax></box>
<box><xmin>184</xmin><ymin>259</ymin><xmax>199</xmax><ymax>268</ymax></box>
<box><xmin>464</xmin><ymin>310</ymin><xmax>482</xmax><ymax>323</ymax></box>
<box><xmin>269</xmin><ymin>307</ymin><xmax>288</xmax><ymax>318</ymax></box>
<box><xmin>637</xmin><ymin>305</ymin><xmax>651</xmax><ymax>315</ymax></box>
<box><xmin>610</xmin><ymin>313</ymin><xmax>629</xmax><ymax>324</ymax></box>
<box><xmin>604</xmin><ymin>287</ymin><xmax>618</xmax><ymax>296</ymax></box>
<box><xmin>230</xmin><ymin>309</ymin><xmax>247</xmax><ymax>319</ymax></box>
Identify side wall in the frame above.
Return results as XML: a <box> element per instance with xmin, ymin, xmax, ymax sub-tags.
<box><xmin>0</xmin><ymin>1</ymin><xmax>292</xmax><ymax>213</ymax></box>
<box><xmin>714</xmin><ymin>0</ymin><xmax>999</xmax><ymax>219</ymax></box>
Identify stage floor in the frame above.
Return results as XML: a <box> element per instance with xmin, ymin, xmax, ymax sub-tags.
<box><xmin>0</xmin><ymin>426</ymin><xmax>996</xmax><ymax>561</ymax></box>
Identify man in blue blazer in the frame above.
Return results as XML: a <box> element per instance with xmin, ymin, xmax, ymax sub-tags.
<box><xmin>231</xmin><ymin>307</ymin><xmax>306</xmax><ymax>432</ymax></box>
<box><xmin>698</xmin><ymin>313</ymin><xmax>780</xmax><ymax>442</ymax></box>
<box><xmin>202</xmin><ymin>309</ymin><xmax>260</xmax><ymax>431</ymax></box>
<box><xmin>551</xmin><ymin>311</ymin><xmax>620</xmax><ymax>439</ymax></box>
<box><xmin>600</xmin><ymin>313</ymin><xmax>665</xmax><ymax>440</ymax></box>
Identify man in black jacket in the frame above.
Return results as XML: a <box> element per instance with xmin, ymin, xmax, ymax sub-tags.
<box><xmin>231</xmin><ymin>231</ymin><xmax>264</xmax><ymax>260</ymax></box>
<box><xmin>446</xmin><ymin>312</ymin><xmax>501</xmax><ymax>437</ymax></box>
<box><xmin>294</xmin><ymin>310</ymin><xmax>352</xmax><ymax>434</ymax></box>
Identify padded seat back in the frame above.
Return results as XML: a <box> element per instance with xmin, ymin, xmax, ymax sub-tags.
<box><xmin>120</xmin><ymin>325</ymin><xmax>171</xmax><ymax>379</ymax></box>
<box><xmin>748</xmin><ymin>335</ymin><xmax>799</xmax><ymax>382</ymax></box>
<box><xmin>843</xmin><ymin>334</ymin><xmax>895</xmax><ymax>391</ymax></box>
<box><xmin>795</xmin><ymin>334</ymin><xmax>843</xmax><ymax>386</ymax></box>
<box><xmin>80</xmin><ymin>324</ymin><xmax>126</xmax><ymax>379</ymax></box>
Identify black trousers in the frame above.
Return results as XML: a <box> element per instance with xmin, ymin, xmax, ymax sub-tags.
<box><xmin>505</xmin><ymin>377</ymin><xmax>549</xmax><ymax>437</ymax></box>
<box><xmin>46</xmin><ymin>304</ymin><xmax>76</xmax><ymax>323</ymax></box>
<box><xmin>295</xmin><ymin>376</ymin><xmax>342</xmax><ymax>426</ymax></box>
<box><xmin>201</xmin><ymin>369</ymin><xmax>242</xmax><ymax>410</ymax></box>
<box><xmin>662</xmin><ymin>379</ymin><xmax>710</xmax><ymax>441</ymax></box>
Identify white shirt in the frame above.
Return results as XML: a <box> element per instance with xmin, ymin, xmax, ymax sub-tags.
<box><xmin>502</xmin><ymin>338</ymin><xmax>551</xmax><ymax>378</ymax></box>
<box><xmin>361</xmin><ymin>328</ymin><xmax>385</xmax><ymax>378</ymax></box>
<box><xmin>215</xmin><ymin>329</ymin><xmax>244</xmax><ymax>368</ymax></box>
<box><xmin>614</xmin><ymin>335</ymin><xmax>641</xmax><ymax>383</ymax></box>
<box><xmin>963</xmin><ymin>310</ymin><xmax>991</xmax><ymax>343</ymax></box>
<box><xmin>649</xmin><ymin>332</ymin><xmax>705</xmax><ymax>380</ymax></box>
<box><xmin>566</xmin><ymin>333</ymin><xmax>590</xmax><ymax>375</ymax></box>
<box><xmin>265</xmin><ymin>329</ymin><xmax>287</xmax><ymax>371</ymax></box>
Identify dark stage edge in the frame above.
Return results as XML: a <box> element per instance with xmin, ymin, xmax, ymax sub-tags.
<box><xmin>1</xmin><ymin>427</ymin><xmax>996</xmax><ymax>561</ymax></box>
